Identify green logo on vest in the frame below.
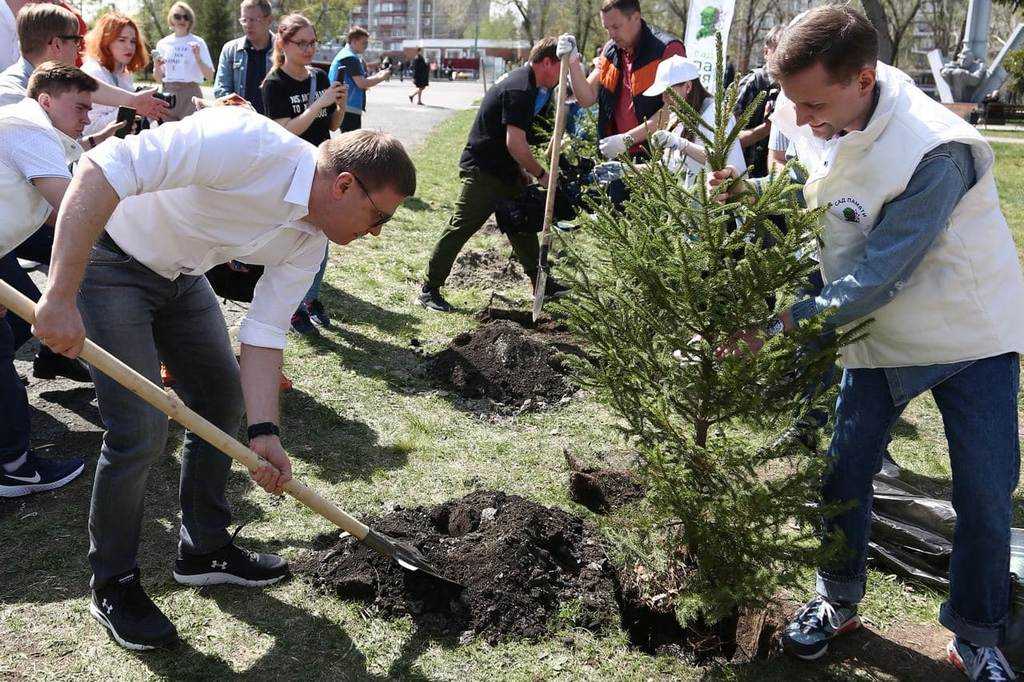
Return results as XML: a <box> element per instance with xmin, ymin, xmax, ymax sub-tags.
<box><xmin>842</xmin><ymin>207</ymin><xmax>858</xmax><ymax>223</ymax></box>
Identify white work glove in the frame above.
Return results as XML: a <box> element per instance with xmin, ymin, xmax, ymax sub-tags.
<box><xmin>599</xmin><ymin>133</ymin><xmax>629</xmax><ymax>159</ymax></box>
<box><xmin>651</xmin><ymin>129</ymin><xmax>688</xmax><ymax>152</ymax></box>
<box><xmin>556</xmin><ymin>34</ymin><xmax>578</xmax><ymax>60</ymax></box>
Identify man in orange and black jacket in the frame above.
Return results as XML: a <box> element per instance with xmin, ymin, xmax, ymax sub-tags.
<box><xmin>558</xmin><ymin>0</ymin><xmax>684</xmax><ymax>160</ymax></box>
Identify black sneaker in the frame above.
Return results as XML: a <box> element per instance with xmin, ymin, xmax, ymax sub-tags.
<box><xmin>90</xmin><ymin>568</ymin><xmax>178</xmax><ymax>651</ymax></box>
<box><xmin>0</xmin><ymin>450</ymin><xmax>85</xmax><ymax>498</ymax></box>
<box><xmin>306</xmin><ymin>299</ymin><xmax>332</xmax><ymax>327</ymax></box>
<box><xmin>542</xmin><ymin>279</ymin><xmax>572</xmax><ymax>301</ymax></box>
<box><xmin>417</xmin><ymin>285</ymin><xmax>453</xmax><ymax>313</ymax></box>
<box><xmin>32</xmin><ymin>347</ymin><xmax>92</xmax><ymax>382</ymax></box>
<box><xmin>173</xmin><ymin>527</ymin><xmax>289</xmax><ymax>588</ymax></box>
<box><xmin>780</xmin><ymin>595</ymin><xmax>861</xmax><ymax>660</ymax></box>
<box><xmin>290</xmin><ymin>307</ymin><xmax>319</xmax><ymax>336</ymax></box>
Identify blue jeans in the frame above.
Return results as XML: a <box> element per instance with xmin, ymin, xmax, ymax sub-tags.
<box><xmin>816</xmin><ymin>353</ymin><xmax>1021</xmax><ymax>646</ymax></box>
<box><xmin>0</xmin><ymin>225</ymin><xmax>55</xmax><ymax>464</ymax></box>
<box><xmin>302</xmin><ymin>245</ymin><xmax>328</xmax><ymax>305</ymax></box>
<box><xmin>78</xmin><ymin>241</ymin><xmax>244</xmax><ymax>588</ymax></box>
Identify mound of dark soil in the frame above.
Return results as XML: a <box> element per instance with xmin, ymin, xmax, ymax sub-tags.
<box><xmin>301</xmin><ymin>490</ymin><xmax>620</xmax><ymax>643</ymax></box>
<box><xmin>422</xmin><ymin>320</ymin><xmax>576</xmax><ymax>407</ymax></box>
<box><xmin>447</xmin><ymin>248</ymin><xmax>523</xmax><ymax>288</ymax></box>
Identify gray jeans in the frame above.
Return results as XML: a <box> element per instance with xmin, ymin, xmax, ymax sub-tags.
<box><xmin>78</xmin><ymin>241</ymin><xmax>244</xmax><ymax>589</ymax></box>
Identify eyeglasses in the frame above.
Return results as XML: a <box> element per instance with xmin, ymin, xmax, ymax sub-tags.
<box><xmin>287</xmin><ymin>39</ymin><xmax>318</xmax><ymax>50</ymax></box>
<box><xmin>172</xmin><ymin>13</ymin><xmax>191</xmax><ymax>21</ymax></box>
<box><xmin>352</xmin><ymin>175</ymin><xmax>392</xmax><ymax>228</ymax></box>
<box><xmin>58</xmin><ymin>34</ymin><xmax>84</xmax><ymax>47</ymax></box>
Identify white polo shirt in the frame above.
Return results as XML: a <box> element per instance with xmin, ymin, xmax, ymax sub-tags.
<box><xmin>85</xmin><ymin>106</ymin><xmax>329</xmax><ymax>350</ymax></box>
<box><xmin>0</xmin><ymin>0</ymin><xmax>18</xmax><ymax>72</ymax></box>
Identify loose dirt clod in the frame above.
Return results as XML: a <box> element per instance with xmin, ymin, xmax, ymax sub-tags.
<box><xmin>301</xmin><ymin>490</ymin><xmax>621</xmax><ymax>643</ymax></box>
<box><xmin>568</xmin><ymin>468</ymin><xmax>646</xmax><ymax>514</ymax></box>
<box><xmin>447</xmin><ymin>248</ymin><xmax>523</xmax><ymax>288</ymax></box>
<box><xmin>422</xmin><ymin>320</ymin><xmax>577</xmax><ymax>408</ymax></box>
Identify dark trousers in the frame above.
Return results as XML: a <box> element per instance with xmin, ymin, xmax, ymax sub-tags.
<box><xmin>341</xmin><ymin>112</ymin><xmax>362</xmax><ymax>132</ymax></box>
<box><xmin>78</xmin><ymin>242</ymin><xmax>244</xmax><ymax>588</ymax></box>
<box><xmin>425</xmin><ymin>168</ymin><xmax>540</xmax><ymax>289</ymax></box>
<box><xmin>0</xmin><ymin>225</ymin><xmax>55</xmax><ymax>464</ymax></box>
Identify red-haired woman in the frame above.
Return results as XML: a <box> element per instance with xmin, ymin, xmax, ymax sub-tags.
<box><xmin>82</xmin><ymin>11</ymin><xmax>150</xmax><ymax>138</ymax></box>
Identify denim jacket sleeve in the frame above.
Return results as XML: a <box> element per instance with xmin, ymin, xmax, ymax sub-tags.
<box><xmin>213</xmin><ymin>40</ymin><xmax>236</xmax><ymax>98</ymax></box>
<box><xmin>789</xmin><ymin>141</ymin><xmax>977</xmax><ymax>328</ymax></box>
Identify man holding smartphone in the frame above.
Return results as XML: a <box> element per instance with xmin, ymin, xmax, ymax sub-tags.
<box><xmin>328</xmin><ymin>26</ymin><xmax>390</xmax><ymax>132</ymax></box>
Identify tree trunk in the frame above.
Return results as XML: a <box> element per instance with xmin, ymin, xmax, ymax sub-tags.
<box><xmin>861</xmin><ymin>0</ymin><xmax>895</xmax><ymax>64</ymax></box>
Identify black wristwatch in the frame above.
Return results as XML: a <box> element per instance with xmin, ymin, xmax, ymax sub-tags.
<box><xmin>247</xmin><ymin>422</ymin><xmax>280</xmax><ymax>440</ymax></box>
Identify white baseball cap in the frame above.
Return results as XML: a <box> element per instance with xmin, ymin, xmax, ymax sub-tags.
<box><xmin>642</xmin><ymin>56</ymin><xmax>701</xmax><ymax>97</ymax></box>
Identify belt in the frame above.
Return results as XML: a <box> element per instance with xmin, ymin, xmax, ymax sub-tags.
<box><xmin>96</xmin><ymin>231</ymin><xmax>129</xmax><ymax>258</ymax></box>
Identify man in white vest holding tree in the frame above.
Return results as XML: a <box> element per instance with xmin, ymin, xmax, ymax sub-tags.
<box><xmin>711</xmin><ymin>6</ymin><xmax>1024</xmax><ymax>680</ymax></box>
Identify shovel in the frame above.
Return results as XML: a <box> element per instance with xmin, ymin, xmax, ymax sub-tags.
<box><xmin>531</xmin><ymin>53</ymin><xmax>572</xmax><ymax>323</ymax></box>
<box><xmin>0</xmin><ymin>280</ymin><xmax>460</xmax><ymax>587</ymax></box>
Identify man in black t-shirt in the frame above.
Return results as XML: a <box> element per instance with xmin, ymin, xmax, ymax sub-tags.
<box><xmin>418</xmin><ymin>37</ymin><xmax>567</xmax><ymax>312</ymax></box>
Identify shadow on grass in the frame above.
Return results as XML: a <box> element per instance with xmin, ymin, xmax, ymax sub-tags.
<box><xmin>320</xmin><ymin>282</ymin><xmax>420</xmax><ymax>337</ymax></box>
<box><xmin>36</xmin><ymin>386</ymin><xmax>104</xmax><ymax>429</ymax></box>
<box><xmin>402</xmin><ymin>197</ymin><xmax>432</xmax><ymax>212</ymax></box>
<box><xmin>131</xmin><ymin>589</ymin><xmax>387</xmax><ymax>681</ymax></box>
<box><xmin>280</xmin><ymin>388</ymin><xmax>411</xmax><ymax>484</ymax></box>
<box><xmin>707</xmin><ymin>628</ymin><xmax>960</xmax><ymax>681</ymax></box>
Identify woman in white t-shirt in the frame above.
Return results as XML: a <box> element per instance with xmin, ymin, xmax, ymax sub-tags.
<box><xmin>153</xmin><ymin>2</ymin><xmax>213</xmax><ymax>121</ymax></box>
<box><xmin>82</xmin><ymin>12</ymin><xmax>150</xmax><ymax>139</ymax></box>
<box><xmin>644</xmin><ymin>56</ymin><xmax>746</xmax><ymax>186</ymax></box>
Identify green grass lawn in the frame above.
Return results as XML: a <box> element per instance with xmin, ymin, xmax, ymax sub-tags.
<box><xmin>1</xmin><ymin>112</ymin><xmax>1023</xmax><ymax>681</ymax></box>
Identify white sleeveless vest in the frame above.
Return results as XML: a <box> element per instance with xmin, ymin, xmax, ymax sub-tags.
<box><xmin>0</xmin><ymin>97</ymin><xmax>81</xmax><ymax>257</ymax></box>
<box><xmin>771</xmin><ymin>63</ymin><xmax>1024</xmax><ymax>368</ymax></box>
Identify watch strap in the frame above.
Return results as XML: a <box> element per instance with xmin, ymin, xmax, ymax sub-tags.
<box><xmin>247</xmin><ymin>422</ymin><xmax>280</xmax><ymax>440</ymax></box>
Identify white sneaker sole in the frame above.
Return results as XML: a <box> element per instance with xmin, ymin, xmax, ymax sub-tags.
<box><xmin>89</xmin><ymin>603</ymin><xmax>158</xmax><ymax>651</ymax></box>
<box><xmin>0</xmin><ymin>463</ymin><xmax>85</xmax><ymax>498</ymax></box>
<box><xmin>172</xmin><ymin>571</ymin><xmax>287</xmax><ymax>588</ymax></box>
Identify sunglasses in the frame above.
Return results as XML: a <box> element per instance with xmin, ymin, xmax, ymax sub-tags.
<box><xmin>172</xmin><ymin>13</ymin><xmax>191</xmax><ymax>21</ymax></box>
<box><xmin>58</xmin><ymin>34</ymin><xmax>84</xmax><ymax>47</ymax></box>
<box><xmin>352</xmin><ymin>175</ymin><xmax>392</xmax><ymax>228</ymax></box>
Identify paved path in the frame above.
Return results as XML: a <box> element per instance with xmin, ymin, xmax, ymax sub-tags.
<box><xmin>985</xmin><ymin>136</ymin><xmax>1024</xmax><ymax>145</ymax></box>
<box><xmin>202</xmin><ymin>78</ymin><xmax>483</xmax><ymax>153</ymax></box>
<box><xmin>359</xmin><ymin>79</ymin><xmax>483</xmax><ymax>151</ymax></box>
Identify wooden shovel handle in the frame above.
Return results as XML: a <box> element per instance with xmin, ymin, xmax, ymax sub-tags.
<box><xmin>0</xmin><ymin>279</ymin><xmax>371</xmax><ymax>541</ymax></box>
<box><xmin>531</xmin><ymin>54</ymin><xmax>572</xmax><ymax>322</ymax></box>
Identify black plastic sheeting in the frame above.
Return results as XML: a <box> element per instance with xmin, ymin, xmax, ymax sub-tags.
<box><xmin>866</xmin><ymin>474</ymin><xmax>1024</xmax><ymax>670</ymax></box>
<box><xmin>867</xmin><ymin>476</ymin><xmax>955</xmax><ymax>591</ymax></box>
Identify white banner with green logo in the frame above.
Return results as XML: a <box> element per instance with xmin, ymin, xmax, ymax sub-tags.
<box><xmin>683</xmin><ymin>0</ymin><xmax>737</xmax><ymax>92</ymax></box>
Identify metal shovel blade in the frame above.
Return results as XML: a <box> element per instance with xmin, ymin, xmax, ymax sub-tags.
<box><xmin>362</xmin><ymin>528</ymin><xmax>463</xmax><ymax>587</ymax></box>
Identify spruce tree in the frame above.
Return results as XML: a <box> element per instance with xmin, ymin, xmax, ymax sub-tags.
<box><xmin>556</xmin><ymin>36</ymin><xmax>865</xmax><ymax>626</ymax></box>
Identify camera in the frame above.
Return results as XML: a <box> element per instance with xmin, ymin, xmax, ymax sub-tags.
<box><xmin>153</xmin><ymin>90</ymin><xmax>177</xmax><ymax>109</ymax></box>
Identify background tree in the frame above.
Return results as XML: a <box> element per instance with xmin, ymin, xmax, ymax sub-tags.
<box><xmin>860</xmin><ymin>0</ymin><xmax>924</xmax><ymax>67</ymax></box>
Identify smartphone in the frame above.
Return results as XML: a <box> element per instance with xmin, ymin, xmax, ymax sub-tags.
<box><xmin>334</xmin><ymin>65</ymin><xmax>346</xmax><ymax>82</ymax></box>
<box><xmin>114</xmin><ymin>106</ymin><xmax>136</xmax><ymax>138</ymax></box>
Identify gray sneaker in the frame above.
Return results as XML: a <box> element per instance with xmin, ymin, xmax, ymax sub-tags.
<box><xmin>780</xmin><ymin>595</ymin><xmax>861</xmax><ymax>660</ymax></box>
<box><xmin>947</xmin><ymin>637</ymin><xmax>1017</xmax><ymax>681</ymax></box>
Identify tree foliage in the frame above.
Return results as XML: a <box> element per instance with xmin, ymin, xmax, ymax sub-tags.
<box><xmin>556</xmin><ymin>36</ymin><xmax>856</xmax><ymax>624</ymax></box>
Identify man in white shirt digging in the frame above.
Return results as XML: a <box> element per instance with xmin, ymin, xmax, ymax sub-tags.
<box><xmin>32</xmin><ymin>104</ymin><xmax>416</xmax><ymax>651</ymax></box>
